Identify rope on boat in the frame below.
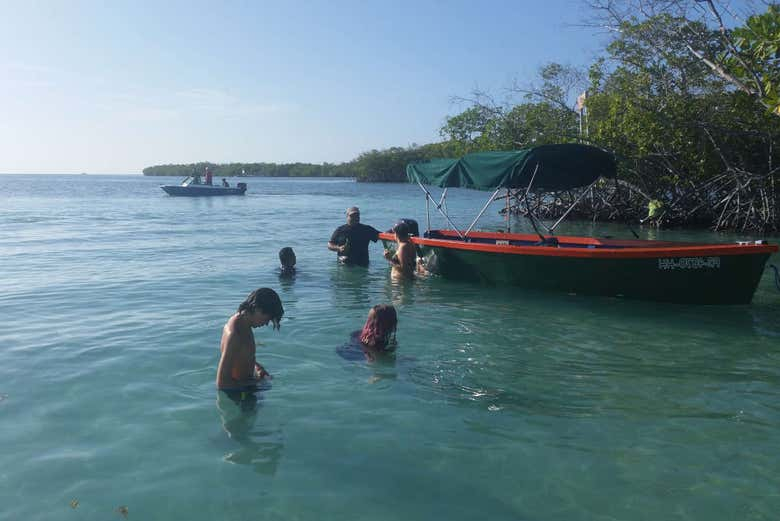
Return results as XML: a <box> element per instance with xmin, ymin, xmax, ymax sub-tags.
<box><xmin>770</xmin><ymin>264</ymin><xmax>780</xmax><ymax>292</ymax></box>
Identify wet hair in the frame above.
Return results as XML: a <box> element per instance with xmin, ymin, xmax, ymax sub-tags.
<box><xmin>393</xmin><ymin>222</ymin><xmax>410</xmax><ymax>241</ymax></box>
<box><xmin>237</xmin><ymin>288</ymin><xmax>284</xmax><ymax>329</ymax></box>
<box><xmin>279</xmin><ymin>247</ymin><xmax>296</xmax><ymax>268</ymax></box>
<box><xmin>360</xmin><ymin>304</ymin><xmax>398</xmax><ymax>349</ymax></box>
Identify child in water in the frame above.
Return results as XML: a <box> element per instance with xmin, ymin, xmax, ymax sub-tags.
<box><xmin>336</xmin><ymin>304</ymin><xmax>398</xmax><ymax>363</ymax></box>
<box><xmin>217</xmin><ymin>288</ymin><xmax>284</xmax><ymax>396</ymax></box>
<box><xmin>336</xmin><ymin>304</ymin><xmax>399</xmax><ymax>362</ymax></box>
<box><xmin>383</xmin><ymin>222</ymin><xmax>417</xmax><ymax>279</ymax></box>
<box><xmin>278</xmin><ymin>247</ymin><xmax>296</xmax><ymax>277</ymax></box>
<box><xmin>359</xmin><ymin>304</ymin><xmax>397</xmax><ymax>350</ymax></box>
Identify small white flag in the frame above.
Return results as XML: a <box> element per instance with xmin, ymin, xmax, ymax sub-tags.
<box><xmin>575</xmin><ymin>91</ymin><xmax>587</xmax><ymax>112</ymax></box>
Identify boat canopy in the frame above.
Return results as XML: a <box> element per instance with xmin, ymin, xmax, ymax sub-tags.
<box><xmin>406</xmin><ymin>144</ymin><xmax>616</xmax><ymax>192</ymax></box>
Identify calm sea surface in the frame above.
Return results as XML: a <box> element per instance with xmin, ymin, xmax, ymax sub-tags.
<box><xmin>1</xmin><ymin>174</ymin><xmax>779</xmax><ymax>521</ymax></box>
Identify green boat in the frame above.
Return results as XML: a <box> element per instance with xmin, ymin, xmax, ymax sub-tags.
<box><xmin>380</xmin><ymin>144</ymin><xmax>778</xmax><ymax>305</ymax></box>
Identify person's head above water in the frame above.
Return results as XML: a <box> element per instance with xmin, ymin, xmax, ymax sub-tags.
<box><xmin>393</xmin><ymin>222</ymin><xmax>410</xmax><ymax>242</ymax></box>
<box><xmin>346</xmin><ymin>206</ymin><xmax>360</xmax><ymax>225</ymax></box>
<box><xmin>360</xmin><ymin>304</ymin><xmax>397</xmax><ymax>349</ymax></box>
<box><xmin>279</xmin><ymin>247</ymin><xmax>296</xmax><ymax>270</ymax></box>
<box><xmin>237</xmin><ymin>288</ymin><xmax>284</xmax><ymax>330</ymax></box>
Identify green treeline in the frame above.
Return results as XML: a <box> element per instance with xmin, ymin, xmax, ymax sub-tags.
<box><xmin>142</xmin><ymin>162</ymin><xmax>356</xmax><ymax>178</ymax></box>
<box><xmin>145</xmin><ymin>3</ymin><xmax>780</xmax><ymax>230</ymax></box>
<box><xmin>141</xmin><ymin>146</ymin><xmax>459</xmax><ymax>182</ymax></box>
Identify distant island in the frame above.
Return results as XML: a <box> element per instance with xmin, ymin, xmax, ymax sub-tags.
<box><xmin>143</xmin><ymin>161</ymin><xmax>354</xmax><ymax>179</ymax></box>
<box><xmin>142</xmin><ymin>143</ymin><xmax>455</xmax><ymax>183</ymax></box>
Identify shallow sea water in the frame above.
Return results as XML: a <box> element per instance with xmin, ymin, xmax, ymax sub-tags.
<box><xmin>1</xmin><ymin>174</ymin><xmax>779</xmax><ymax>521</ymax></box>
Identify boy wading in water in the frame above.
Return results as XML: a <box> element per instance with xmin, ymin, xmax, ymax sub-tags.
<box><xmin>217</xmin><ymin>288</ymin><xmax>284</xmax><ymax>393</ymax></box>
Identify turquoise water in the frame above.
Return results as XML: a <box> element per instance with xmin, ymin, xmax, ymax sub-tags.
<box><xmin>1</xmin><ymin>174</ymin><xmax>779</xmax><ymax>521</ymax></box>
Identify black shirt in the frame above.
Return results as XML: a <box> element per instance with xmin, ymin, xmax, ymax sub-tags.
<box><xmin>330</xmin><ymin>223</ymin><xmax>380</xmax><ymax>267</ymax></box>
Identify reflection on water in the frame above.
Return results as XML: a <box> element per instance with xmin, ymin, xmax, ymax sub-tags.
<box><xmin>216</xmin><ymin>390</ymin><xmax>283</xmax><ymax>475</ymax></box>
<box><xmin>328</xmin><ymin>264</ymin><xmax>374</xmax><ymax>309</ymax></box>
<box><xmin>383</xmin><ymin>273</ymin><xmax>416</xmax><ymax>307</ymax></box>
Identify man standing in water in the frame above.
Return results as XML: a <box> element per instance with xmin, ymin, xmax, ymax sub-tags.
<box><xmin>327</xmin><ymin>206</ymin><xmax>380</xmax><ymax>267</ymax></box>
<box><xmin>217</xmin><ymin>288</ymin><xmax>284</xmax><ymax>392</ymax></box>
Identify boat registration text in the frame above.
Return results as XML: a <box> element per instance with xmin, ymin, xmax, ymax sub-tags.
<box><xmin>658</xmin><ymin>257</ymin><xmax>721</xmax><ymax>270</ymax></box>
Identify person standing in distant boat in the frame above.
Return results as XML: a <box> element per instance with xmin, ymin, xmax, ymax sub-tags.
<box><xmin>217</xmin><ymin>288</ymin><xmax>284</xmax><ymax>395</ymax></box>
<box><xmin>205</xmin><ymin>167</ymin><xmax>213</xmax><ymax>186</ymax></box>
<box><xmin>327</xmin><ymin>206</ymin><xmax>380</xmax><ymax>267</ymax></box>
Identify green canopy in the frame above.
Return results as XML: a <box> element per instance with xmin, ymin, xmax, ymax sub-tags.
<box><xmin>406</xmin><ymin>144</ymin><xmax>616</xmax><ymax>191</ymax></box>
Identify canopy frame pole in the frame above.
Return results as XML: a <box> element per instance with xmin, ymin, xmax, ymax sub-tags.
<box><xmin>525</xmin><ymin>195</ymin><xmax>547</xmax><ymax>241</ymax></box>
<box><xmin>425</xmin><ymin>195</ymin><xmax>431</xmax><ymax>234</ymax></box>
<box><xmin>464</xmin><ymin>187</ymin><xmax>503</xmax><ymax>238</ymax></box>
<box><xmin>505</xmin><ymin>165</ymin><xmax>537</xmax><ymax>216</ymax></box>
<box><xmin>549</xmin><ymin>178</ymin><xmax>601</xmax><ymax>232</ymax></box>
<box><xmin>519</xmin><ymin>163</ymin><xmax>548</xmax><ymax>241</ymax></box>
<box><xmin>416</xmin><ymin>181</ymin><xmax>464</xmax><ymax>239</ymax></box>
<box><xmin>505</xmin><ymin>188</ymin><xmax>510</xmax><ymax>233</ymax></box>
<box><xmin>522</xmin><ymin>163</ymin><xmax>540</xmax><ymax>200</ymax></box>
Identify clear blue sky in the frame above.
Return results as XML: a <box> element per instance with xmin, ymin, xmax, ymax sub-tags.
<box><xmin>2</xmin><ymin>0</ymin><xmax>612</xmax><ymax>173</ymax></box>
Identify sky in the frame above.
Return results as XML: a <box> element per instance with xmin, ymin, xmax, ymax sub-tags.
<box><xmin>0</xmin><ymin>0</ymin><xmax>730</xmax><ymax>174</ymax></box>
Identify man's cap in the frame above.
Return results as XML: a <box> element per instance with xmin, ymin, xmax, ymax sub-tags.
<box><xmin>346</xmin><ymin>206</ymin><xmax>360</xmax><ymax>215</ymax></box>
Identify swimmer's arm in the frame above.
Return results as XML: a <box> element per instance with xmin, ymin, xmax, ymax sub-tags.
<box><xmin>216</xmin><ymin>344</ymin><xmax>239</xmax><ymax>388</ymax></box>
<box><xmin>254</xmin><ymin>361</ymin><xmax>272</xmax><ymax>380</ymax></box>
<box><xmin>328</xmin><ymin>241</ymin><xmax>346</xmax><ymax>254</ymax></box>
<box><xmin>383</xmin><ymin>249</ymin><xmax>399</xmax><ymax>265</ymax></box>
<box><xmin>217</xmin><ymin>335</ymin><xmax>258</xmax><ymax>388</ymax></box>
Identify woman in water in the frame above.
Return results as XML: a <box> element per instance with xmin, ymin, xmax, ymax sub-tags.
<box><xmin>383</xmin><ymin>222</ymin><xmax>417</xmax><ymax>279</ymax></box>
<box><xmin>360</xmin><ymin>304</ymin><xmax>397</xmax><ymax>350</ymax></box>
<box><xmin>338</xmin><ymin>304</ymin><xmax>398</xmax><ymax>363</ymax></box>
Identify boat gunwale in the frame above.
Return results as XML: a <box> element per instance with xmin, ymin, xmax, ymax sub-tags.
<box><xmin>378</xmin><ymin>230</ymin><xmax>778</xmax><ymax>259</ymax></box>
<box><xmin>159</xmin><ymin>184</ymin><xmax>246</xmax><ymax>196</ymax></box>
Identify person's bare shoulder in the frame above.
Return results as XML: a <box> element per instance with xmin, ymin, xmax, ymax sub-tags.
<box><xmin>221</xmin><ymin>314</ymin><xmax>241</xmax><ymax>344</ymax></box>
<box><xmin>226</xmin><ymin>313</ymin><xmax>240</xmax><ymax>329</ymax></box>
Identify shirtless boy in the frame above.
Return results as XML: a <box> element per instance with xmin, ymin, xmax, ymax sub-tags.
<box><xmin>217</xmin><ymin>288</ymin><xmax>284</xmax><ymax>391</ymax></box>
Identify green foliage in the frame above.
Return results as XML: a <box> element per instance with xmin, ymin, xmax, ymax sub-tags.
<box><xmin>142</xmin><ymin>161</ymin><xmax>357</xmax><ymax>178</ymax></box>
<box><xmin>350</xmin><ymin>142</ymin><xmax>461</xmax><ymax>182</ymax></box>
<box><xmin>585</xmin><ymin>11</ymin><xmax>780</xmax><ymax>229</ymax></box>
<box><xmin>726</xmin><ymin>4</ymin><xmax>780</xmax><ymax>115</ymax></box>
<box><xmin>440</xmin><ymin>100</ymin><xmax>578</xmax><ymax>153</ymax></box>
<box><xmin>435</xmin><ymin>7</ymin><xmax>780</xmax><ymax>229</ymax></box>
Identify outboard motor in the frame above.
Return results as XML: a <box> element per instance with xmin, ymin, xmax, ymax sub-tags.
<box><xmin>236</xmin><ymin>182</ymin><xmax>247</xmax><ymax>192</ymax></box>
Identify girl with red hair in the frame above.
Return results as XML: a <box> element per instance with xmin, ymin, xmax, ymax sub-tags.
<box><xmin>359</xmin><ymin>304</ymin><xmax>398</xmax><ymax>349</ymax></box>
<box><xmin>338</xmin><ymin>304</ymin><xmax>398</xmax><ymax>363</ymax></box>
